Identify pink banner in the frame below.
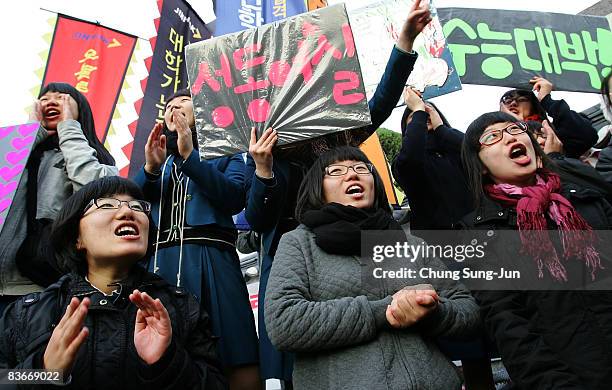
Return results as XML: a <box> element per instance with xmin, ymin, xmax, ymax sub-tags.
<box><xmin>0</xmin><ymin>123</ymin><xmax>39</xmax><ymax>233</ymax></box>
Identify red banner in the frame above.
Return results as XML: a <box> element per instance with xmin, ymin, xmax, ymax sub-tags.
<box><xmin>42</xmin><ymin>15</ymin><xmax>137</xmax><ymax>142</ymax></box>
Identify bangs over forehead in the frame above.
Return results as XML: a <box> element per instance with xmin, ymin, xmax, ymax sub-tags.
<box><xmin>464</xmin><ymin>111</ymin><xmax>520</xmax><ymax>152</ymax></box>
<box><xmin>165</xmin><ymin>88</ymin><xmax>191</xmax><ymax>108</ymax></box>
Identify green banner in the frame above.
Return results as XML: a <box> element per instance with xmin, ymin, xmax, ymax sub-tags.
<box><xmin>438</xmin><ymin>8</ymin><xmax>612</xmax><ymax>93</ymax></box>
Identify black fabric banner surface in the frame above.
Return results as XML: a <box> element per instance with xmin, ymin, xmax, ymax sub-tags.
<box><xmin>128</xmin><ymin>0</ymin><xmax>211</xmax><ymax>177</ymax></box>
<box><xmin>438</xmin><ymin>8</ymin><xmax>612</xmax><ymax>93</ymax></box>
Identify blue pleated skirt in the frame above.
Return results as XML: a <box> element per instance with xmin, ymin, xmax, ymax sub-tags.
<box><xmin>149</xmin><ymin>244</ymin><xmax>259</xmax><ymax>368</ymax></box>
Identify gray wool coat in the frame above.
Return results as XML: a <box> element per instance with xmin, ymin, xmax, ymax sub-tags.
<box><xmin>265</xmin><ymin>225</ymin><xmax>480</xmax><ymax>390</ymax></box>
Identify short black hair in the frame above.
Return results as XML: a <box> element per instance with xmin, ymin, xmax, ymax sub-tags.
<box><xmin>165</xmin><ymin>88</ymin><xmax>191</xmax><ymax>109</ymax></box>
<box><xmin>295</xmin><ymin>146</ymin><xmax>390</xmax><ymax>222</ymax></box>
<box><xmin>400</xmin><ymin>101</ymin><xmax>451</xmax><ymax>137</ymax></box>
<box><xmin>50</xmin><ymin>176</ymin><xmax>156</xmax><ymax>274</ymax></box>
<box><xmin>499</xmin><ymin>88</ymin><xmax>547</xmax><ymax>120</ymax></box>
<box><xmin>39</xmin><ymin>82</ymin><xmax>115</xmax><ymax>166</ymax></box>
<box><xmin>162</xmin><ymin>88</ymin><xmax>196</xmax><ymax>136</ymax></box>
<box><xmin>461</xmin><ymin>111</ymin><xmax>554</xmax><ymax>207</ymax></box>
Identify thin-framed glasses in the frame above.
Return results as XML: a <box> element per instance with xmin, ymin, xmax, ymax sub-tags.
<box><xmin>325</xmin><ymin>163</ymin><xmax>373</xmax><ymax>176</ymax></box>
<box><xmin>532</xmin><ymin>129</ymin><xmax>547</xmax><ymax>139</ymax></box>
<box><xmin>84</xmin><ymin>198</ymin><xmax>151</xmax><ymax>214</ymax></box>
<box><xmin>479</xmin><ymin>122</ymin><xmax>528</xmax><ymax>146</ymax></box>
<box><xmin>500</xmin><ymin>95</ymin><xmax>531</xmax><ymax>106</ymax></box>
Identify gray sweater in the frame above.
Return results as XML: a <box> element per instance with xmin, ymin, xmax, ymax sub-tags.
<box><xmin>0</xmin><ymin>120</ymin><xmax>118</xmax><ymax>295</ymax></box>
<box><xmin>265</xmin><ymin>225</ymin><xmax>480</xmax><ymax>390</ymax></box>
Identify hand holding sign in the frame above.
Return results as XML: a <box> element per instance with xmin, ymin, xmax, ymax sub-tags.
<box><xmin>530</xmin><ymin>76</ymin><xmax>554</xmax><ymax>102</ymax></box>
<box><xmin>403</xmin><ymin>87</ymin><xmax>425</xmax><ymax>112</ymax></box>
<box><xmin>249</xmin><ymin>127</ymin><xmax>277</xmax><ymax>179</ymax></box>
<box><xmin>397</xmin><ymin>0</ymin><xmax>432</xmax><ymax>53</ymax></box>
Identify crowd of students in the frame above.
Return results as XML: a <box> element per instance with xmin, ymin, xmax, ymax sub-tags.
<box><xmin>1</xmin><ymin>0</ymin><xmax>612</xmax><ymax>388</ymax></box>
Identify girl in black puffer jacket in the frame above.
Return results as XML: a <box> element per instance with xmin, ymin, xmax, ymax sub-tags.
<box><xmin>0</xmin><ymin>176</ymin><xmax>227</xmax><ymax>390</ymax></box>
<box><xmin>460</xmin><ymin>111</ymin><xmax>612</xmax><ymax>390</ymax></box>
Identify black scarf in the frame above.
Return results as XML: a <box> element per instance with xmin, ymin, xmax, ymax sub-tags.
<box><xmin>164</xmin><ymin>127</ymin><xmax>199</xmax><ymax>157</ymax></box>
<box><xmin>302</xmin><ymin>203</ymin><xmax>403</xmax><ymax>256</ymax></box>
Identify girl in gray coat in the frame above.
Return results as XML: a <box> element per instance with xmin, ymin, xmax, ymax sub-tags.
<box><xmin>264</xmin><ymin>146</ymin><xmax>480</xmax><ymax>390</ymax></box>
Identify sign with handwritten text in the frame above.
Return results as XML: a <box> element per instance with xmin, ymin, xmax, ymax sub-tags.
<box><xmin>438</xmin><ymin>8</ymin><xmax>612</xmax><ymax>93</ymax></box>
<box><xmin>186</xmin><ymin>4</ymin><xmax>371</xmax><ymax>159</ymax></box>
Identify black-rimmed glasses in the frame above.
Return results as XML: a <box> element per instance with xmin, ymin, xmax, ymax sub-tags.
<box><xmin>500</xmin><ymin>95</ymin><xmax>531</xmax><ymax>106</ymax></box>
<box><xmin>84</xmin><ymin>198</ymin><xmax>151</xmax><ymax>214</ymax></box>
<box><xmin>325</xmin><ymin>163</ymin><xmax>373</xmax><ymax>176</ymax></box>
<box><xmin>479</xmin><ymin>122</ymin><xmax>528</xmax><ymax>146</ymax></box>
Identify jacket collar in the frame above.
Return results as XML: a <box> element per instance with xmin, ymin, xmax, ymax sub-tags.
<box><xmin>66</xmin><ymin>266</ymin><xmax>165</xmax><ymax>298</ymax></box>
<box><xmin>466</xmin><ymin>196</ymin><xmax>514</xmax><ymax>226</ymax></box>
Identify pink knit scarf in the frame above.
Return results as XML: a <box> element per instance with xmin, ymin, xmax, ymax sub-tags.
<box><xmin>485</xmin><ymin>172</ymin><xmax>601</xmax><ymax>281</ymax></box>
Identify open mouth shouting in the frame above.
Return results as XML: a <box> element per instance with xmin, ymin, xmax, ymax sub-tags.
<box><xmin>114</xmin><ymin>222</ymin><xmax>141</xmax><ymax>240</ymax></box>
<box><xmin>345</xmin><ymin>183</ymin><xmax>365</xmax><ymax>199</ymax></box>
<box><xmin>508</xmin><ymin>143</ymin><xmax>531</xmax><ymax>166</ymax></box>
<box><xmin>43</xmin><ymin>107</ymin><xmax>61</xmax><ymax>122</ymax></box>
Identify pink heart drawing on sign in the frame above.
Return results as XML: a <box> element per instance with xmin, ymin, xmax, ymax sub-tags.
<box><xmin>0</xmin><ymin>165</ymin><xmax>24</xmax><ymax>182</ymax></box>
<box><xmin>7</xmin><ymin>149</ymin><xmax>29</xmax><ymax>165</ymax></box>
<box><xmin>0</xmin><ymin>198</ymin><xmax>11</xmax><ymax>214</ymax></box>
<box><xmin>18</xmin><ymin>123</ymin><xmax>39</xmax><ymax>137</ymax></box>
<box><xmin>0</xmin><ymin>126</ymin><xmax>15</xmax><ymax>139</ymax></box>
<box><xmin>11</xmin><ymin>136</ymin><xmax>34</xmax><ymax>151</ymax></box>
<box><xmin>0</xmin><ymin>181</ymin><xmax>17</xmax><ymax>199</ymax></box>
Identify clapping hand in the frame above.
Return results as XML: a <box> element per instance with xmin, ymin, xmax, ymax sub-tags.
<box><xmin>130</xmin><ymin>290</ymin><xmax>172</xmax><ymax>365</ymax></box>
<box><xmin>43</xmin><ymin>297</ymin><xmax>90</xmax><ymax>377</ymax></box>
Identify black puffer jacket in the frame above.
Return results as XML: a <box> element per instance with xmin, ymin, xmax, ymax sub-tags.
<box><xmin>539</xmin><ymin>95</ymin><xmax>598</xmax><ymax>159</ymax></box>
<box><xmin>0</xmin><ymin>268</ymin><xmax>227</xmax><ymax>390</ymax></box>
<box><xmin>392</xmin><ymin>110</ymin><xmax>473</xmax><ymax>242</ymax></box>
<box><xmin>460</xmin><ymin>179</ymin><xmax>612</xmax><ymax>390</ymax></box>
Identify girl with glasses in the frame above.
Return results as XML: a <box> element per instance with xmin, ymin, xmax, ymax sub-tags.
<box><xmin>0</xmin><ymin>176</ymin><xmax>226</xmax><ymax>389</ymax></box>
<box><xmin>245</xmin><ymin>2</ymin><xmax>434</xmax><ymax>386</ymax></box>
<box><xmin>264</xmin><ymin>146</ymin><xmax>480</xmax><ymax>390</ymax></box>
<box><xmin>498</xmin><ymin>76</ymin><xmax>598</xmax><ymax>159</ymax></box>
<box><xmin>459</xmin><ymin>111</ymin><xmax>612</xmax><ymax>389</ymax></box>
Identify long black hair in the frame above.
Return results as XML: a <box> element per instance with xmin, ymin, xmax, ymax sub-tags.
<box><xmin>39</xmin><ymin>82</ymin><xmax>115</xmax><ymax>165</ymax></box>
<box><xmin>295</xmin><ymin>146</ymin><xmax>390</xmax><ymax>222</ymax></box>
<box><xmin>461</xmin><ymin>111</ymin><xmax>554</xmax><ymax>207</ymax></box>
<box><xmin>50</xmin><ymin>176</ymin><xmax>156</xmax><ymax>275</ymax></box>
